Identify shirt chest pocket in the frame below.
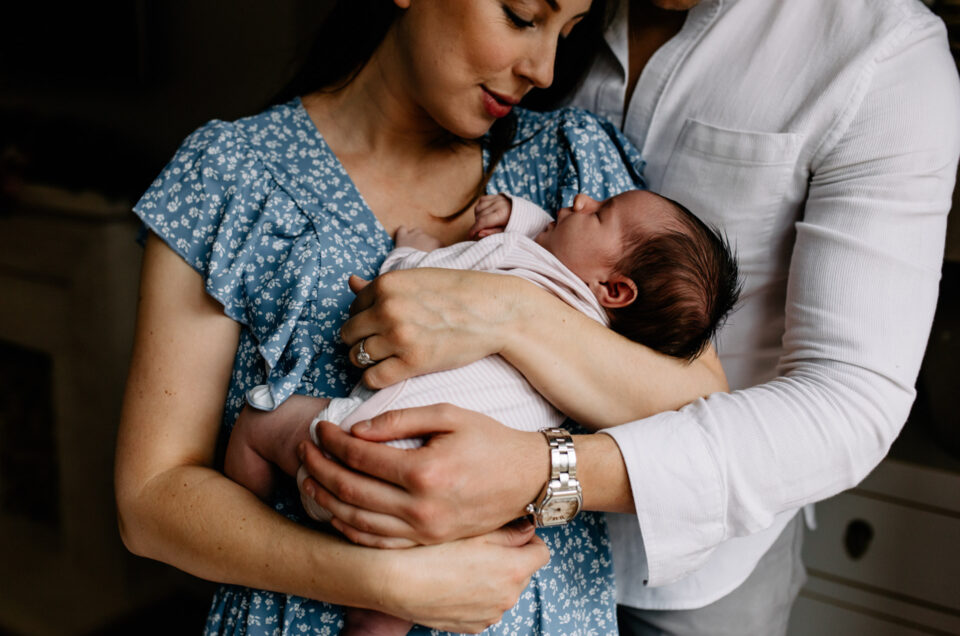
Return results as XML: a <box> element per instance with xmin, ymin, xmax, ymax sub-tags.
<box><xmin>658</xmin><ymin>119</ymin><xmax>801</xmax><ymax>264</ymax></box>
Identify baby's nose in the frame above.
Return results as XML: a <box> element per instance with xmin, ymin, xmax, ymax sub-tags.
<box><xmin>572</xmin><ymin>193</ymin><xmax>598</xmax><ymax>212</ymax></box>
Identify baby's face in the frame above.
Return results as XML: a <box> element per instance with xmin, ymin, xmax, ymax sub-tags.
<box><xmin>535</xmin><ymin>190</ymin><xmax>659</xmax><ymax>284</ymax></box>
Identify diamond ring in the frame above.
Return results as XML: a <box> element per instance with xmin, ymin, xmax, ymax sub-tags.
<box><xmin>357</xmin><ymin>338</ymin><xmax>375</xmax><ymax>367</ymax></box>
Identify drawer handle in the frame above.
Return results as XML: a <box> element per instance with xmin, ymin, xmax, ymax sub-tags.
<box><xmin>844</xmin><ymin>519</ymin><xmax>874</xmax><ymax>560</ymax></box>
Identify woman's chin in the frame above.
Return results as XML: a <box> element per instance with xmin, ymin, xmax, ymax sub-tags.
<box><xmin>434</xmin><ymin>110</ymin><xmax>499</xmax><ymax>140</ymax></box>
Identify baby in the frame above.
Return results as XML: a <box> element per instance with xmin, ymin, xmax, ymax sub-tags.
<box><xmin>226</xmin><ymin>189</ymin><xmax>740</xmax><ymax>635</ymax></box>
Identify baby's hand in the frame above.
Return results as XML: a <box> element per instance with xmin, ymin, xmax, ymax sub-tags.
<box><xmin>224</xmin><ymin>393</ymin><xmax>329</xmax><ymax>500</ymax></box>
<box><xmin>469</xmin><ymin>194</ymin><xmax>512</xmax><ymax>239</ymax></box>
<box><xmin>395</xmin><ymin>226</ymin><xmax>443</xmax><ymax>251</ymax></box>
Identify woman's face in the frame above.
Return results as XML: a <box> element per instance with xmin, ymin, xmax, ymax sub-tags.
<box><xmin>389</xmin><ymin>0</ymin><xmax>593</xmax><ymax>138</ymax></box>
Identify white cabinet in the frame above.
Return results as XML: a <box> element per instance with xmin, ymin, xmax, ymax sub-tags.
<box><xmin>789</xmin><ymin>459</ymin><xmax>960</xmax><ymax>636</ymax></box>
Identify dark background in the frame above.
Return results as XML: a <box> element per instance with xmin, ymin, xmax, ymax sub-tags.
<box><xmin>0</xmin><ymin>2</ymin><xmax>958</xmax><ymax>635</ymax></box>
<box><xmin>0</xmin><ymin>3</ymin><xmax>334</xmax><ymax>634</ymax></box>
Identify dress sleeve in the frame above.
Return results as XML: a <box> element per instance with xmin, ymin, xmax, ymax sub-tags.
<box><xmin>503</xmin><ymin>195</ymin><xmax>554</xmax><ymax>238</ymax></box>
<box><xmin>133</xmin><ymin>119</ymin><xmax>326</xmax><ymax>409</ymax></box>
<box><xmin>554</xmin><ymin>108</ymin><xmax>647</xmax><ymax>208</ymax></box>
<box><xmin>603</xmin><ymin>17</ymin><xmax>960</xmax><ymax>586</ymax></box>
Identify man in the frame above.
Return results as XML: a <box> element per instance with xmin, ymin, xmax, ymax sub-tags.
<box><xmin>568</xmin><ymin>1</ymin><xmax>960</xmax><ymax>633</ymax></box>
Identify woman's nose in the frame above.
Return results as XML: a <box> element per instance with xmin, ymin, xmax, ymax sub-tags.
<box><xmin>517</xmin><ymin>40</ymin><xmax>556</xmax><ymax>89</ymax></box>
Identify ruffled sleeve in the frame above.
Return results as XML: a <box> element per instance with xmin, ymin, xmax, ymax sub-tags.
<box><xmin>490</xmin><ymin>108</ymin><xmax>646</xmax><ymax>214</ymax></box>
<box><xmin>553</xmin><ymin>107</ymin><xmax>647</xmax><ymax>207</ymax></box>
<box><xmin>133</xmin><ymin>118</ymin><xmax>329</xmax><ymax>409</ymax></box>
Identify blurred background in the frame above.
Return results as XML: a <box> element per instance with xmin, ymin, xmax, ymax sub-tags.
<box><xmin>0</xmin><ymin>1</ymin><xmax>958</xmax><ymax>634</ymax></box>
<box><xmin>0</xmin><ymin>2</ymin><xmax>334</xmax><ymax>634</ymax></box>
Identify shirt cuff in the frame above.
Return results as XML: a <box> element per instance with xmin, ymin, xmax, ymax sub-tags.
<box><xmin>504</xmin><ymin>195</ymin><xmax>554</xmax><ymax>239</ymax></box>
<box><xmin>602</xmin><ymin>404</ymin><xmax>726</xmax><ymax>587</ymax></box>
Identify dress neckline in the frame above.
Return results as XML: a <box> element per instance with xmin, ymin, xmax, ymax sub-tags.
<box><xmin>293</xmin><ymin>97</ymin><xmax>493</xmax><ymax>246</ymax></box>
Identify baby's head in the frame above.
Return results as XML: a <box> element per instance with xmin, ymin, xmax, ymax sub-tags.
<box><xmin>535</xmin><ymin>190</ymin><xmax>740</xmax><ymax>360</ymax></box>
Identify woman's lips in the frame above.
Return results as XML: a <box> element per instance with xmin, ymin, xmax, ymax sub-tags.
<box><xmin>482</xmin><ymin>87</ymin><xmax>517</xmax><ymax>118</ymax></box>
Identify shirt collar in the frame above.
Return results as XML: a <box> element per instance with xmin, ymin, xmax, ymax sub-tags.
<box><xmin>602</xmin><ymin>0</ymin><xmax>727</xmax><ymax>79</ymax></box>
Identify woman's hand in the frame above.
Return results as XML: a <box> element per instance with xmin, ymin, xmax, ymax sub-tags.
<box><xmin>298</xmin><ymin>404</ymin><xmax>547</xmax><ymax>545</ymax></box>
<box><xmin>379</xmin><ymin>520</ymin><xmax>549</xmax><ymax>633</ymax></box>
<box><xmin>341</xmin><ymin>272</ymin><xmax>521</xmax><ymax>389</ymax></box>
<box><xmin>342</xmin><ymin>270</ymin><xmax>727</xmax><ymax>429</ymax></box>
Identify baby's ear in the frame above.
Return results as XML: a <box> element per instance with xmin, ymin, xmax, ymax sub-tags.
<box><xmin>596</xmin><ymin>275</ymin><xmax>637</xmax><ymax>309</ymax></box>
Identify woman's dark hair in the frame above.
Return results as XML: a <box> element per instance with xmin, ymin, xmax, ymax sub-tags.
<box><xmin>271</xmin><ymin>0</ymin><xmax>616</xmax><ymax>218</ymax></box>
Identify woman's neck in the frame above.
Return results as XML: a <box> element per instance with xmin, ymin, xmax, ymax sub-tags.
<box><xmin>299</xmin><ymin>33</ymin><xmax>484</xmax><ymax>244</ymax></box>
<box><xmin>305</xmin><ymin>35</ymin><xmax>466</xmax><ymax>166</ymax></box>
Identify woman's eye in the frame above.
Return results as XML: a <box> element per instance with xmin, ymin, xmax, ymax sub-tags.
<box><xmin>503</xmin><ymin>5</ymin><xmax>535</xmax><ymax>29</ymax></box>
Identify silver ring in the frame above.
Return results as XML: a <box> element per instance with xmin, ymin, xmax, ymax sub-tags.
<box><xmin>357</xmin><ymin>338</ymin><xmax>375</xmax><ymax>367</ymax></box>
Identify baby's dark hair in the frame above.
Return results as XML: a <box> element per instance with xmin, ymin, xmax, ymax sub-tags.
<box><xmin>607</xmin><ymin>195</ymin><xmax>741</xmax><ymax>361</ymax></box>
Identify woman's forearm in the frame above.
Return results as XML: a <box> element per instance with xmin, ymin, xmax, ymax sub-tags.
<box><xmin>118</xmin><ymin>238</ymin><xmax>547</xmax><ymax>631</ymax></box>
<box><xmin>116</xmin><ymin>236</ymin><xmax>380</xmax><ymax>607</ymax></box>
<box><xmin>499</xmin><ymin>276</ymin><xmax>728</xmax><ymax>429</ymax></box>
<box><xmin>118</xmin><ymin>463</ymin><xmax>380</xmax><ymax>606</ymax></box>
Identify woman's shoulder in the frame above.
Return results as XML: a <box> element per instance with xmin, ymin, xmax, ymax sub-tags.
<box><xmin>132</xmin><ymin>99</ymin><xmax>325</xmax><ymax>315</ymax></box>
<box><xmin>506</xmin><ymin>106</ymin><xmax>646</xmax><ymax>195</ymax></box>
<box><xmin>169</xmin><ymin>99</ymin><xmax>307</xmax><ymax>164</ymax></box>
<box><xmin>512</xmin><ymin>106</ymin><xmax>623</xmax><ymax>141</ymax></box>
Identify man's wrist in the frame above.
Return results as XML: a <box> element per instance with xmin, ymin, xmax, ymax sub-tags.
<box><xmin>574</xmin><ymin>432</ymin><xmax>635</xmax><ymax>514</ymax></box>
<box><xmin>517</xmin><ymin>429</ymin><xmax>551</xmax><ymax>518</ymax></box>
<box><xmin>526</xmin><ymin>428</ymin><xmax>583</xmax><ymax>527</ymax></box>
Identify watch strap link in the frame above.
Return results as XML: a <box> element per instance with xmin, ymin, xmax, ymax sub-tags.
<box><xmin>526</xmin><ymin>427</ymin><xmax>582</xmax><ymax>527</ymax></box>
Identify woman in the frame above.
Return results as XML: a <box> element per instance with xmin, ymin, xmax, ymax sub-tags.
<box><xmin>114</xmin><ymin>0</ymin><xmax>726</xmax><ymax>633</ymax></box>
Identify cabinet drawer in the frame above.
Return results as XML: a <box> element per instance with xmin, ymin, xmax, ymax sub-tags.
<box><xmin>803</xmin><ymin>492</ymin><xmax>960</xmax><ymax>613</ymax></box>
<box><xmin>789</xmin><ymin>594</ymin><xmax>934</xmax><ymax>636</ymax></box>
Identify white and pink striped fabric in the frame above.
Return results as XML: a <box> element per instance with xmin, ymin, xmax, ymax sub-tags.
<box><xmin>301</xmin><ymin>196</ymin><xmax>608</xmax><ymax>522</ymax></box>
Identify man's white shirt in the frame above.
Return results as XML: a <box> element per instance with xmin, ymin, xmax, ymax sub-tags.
<box><xmin>569</xmin><ymin>0</ymin><xmax>960</xmax><ymax>609</ymax></box>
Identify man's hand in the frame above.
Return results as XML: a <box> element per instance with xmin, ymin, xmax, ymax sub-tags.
<box><xmin>298</xmin><ymin>403</ymin><xmax>547</xmax><ymax>545</ymax></box>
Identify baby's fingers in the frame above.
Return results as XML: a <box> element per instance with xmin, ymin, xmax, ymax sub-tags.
<box><xmin>469</xmin><ymin>209</ymin><xmax>509</xmax><ymax>238</ymax></box>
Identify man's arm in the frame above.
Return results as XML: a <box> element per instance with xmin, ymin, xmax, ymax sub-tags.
<box><xmin>603</xmin><ymin>19</ymin><xmax>960</xmax><ymax>586</ymax></box>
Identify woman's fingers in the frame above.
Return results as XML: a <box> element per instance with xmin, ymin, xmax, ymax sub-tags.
<box><xmin>346</xmin><ymin>275</ymin><xmax>377</xmax><ymax>319</ymax></box>
<box><xmin>349</xmin><ymin>334</ymin><xmax>389</xmax><ymax>368</ymax></box>
<box><xmin>330</xmin><ymin>517</ymin><xmax>419</xmax><ymax>549</ymax></box>
<box><xmin>342</xmin><ymin>268</ymin><xmax>513</xmax><ymax>379</ymax></box>
<box><xmin>348</xmin><ymin>274</ymin><xmax>370</xmax><ymax>295</ymax></box>
<box><xmin>484</xmin><ymin>518</ymin><xmax>538</xmax><ymax>547</ymax></box>
<box><xmin>360</xmin><ymin>356</ymin><xmax>417</xmax><ymax>389</ymax></box>
<box><xmin>382</xmin><ymin>528</ymin><xmax>549</xmax><ymax>632</ymax></box>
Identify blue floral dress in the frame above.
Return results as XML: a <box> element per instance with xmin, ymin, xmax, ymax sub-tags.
<box><xmin>133</xmin><ymin>98</ymin><xmax>645</xmax><ymax>636</ymax></box>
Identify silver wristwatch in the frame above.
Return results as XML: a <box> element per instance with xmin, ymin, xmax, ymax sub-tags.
<box><xmin>525</xmin><ymin>428</ymin><xmax>582</xmax><ymax>527</ymax></box>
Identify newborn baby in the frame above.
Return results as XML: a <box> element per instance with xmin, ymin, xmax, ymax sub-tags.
<box><xmin>227</xmin><ymin>189</ymin><xmax>740</xmax><ymax>635</ymax></box>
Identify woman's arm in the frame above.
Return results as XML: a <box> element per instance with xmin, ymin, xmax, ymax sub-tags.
<box><xmin>342</xmin><ymin>270</ymin><xmax>727</xmax><ymax>429</ymax></box>
<box><xmin>497</xmin><ymin>275</ymin><xmax>728</xmax><ymax>427</ymax></box>
<box><xmin>295</xmin><ymin>269</ymin><xmax>719</xmax><ymax>544</ymax></box>
<box><xmin>115</xmin><ymin>235</ymin><xmax>548</xmax><ymax>632</ymax></box>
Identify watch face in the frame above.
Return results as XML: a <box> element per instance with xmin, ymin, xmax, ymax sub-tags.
<box><xmin>542</xmin><ymin>498</ymin><xmax>581</xmax><ymax>525</ymax></box>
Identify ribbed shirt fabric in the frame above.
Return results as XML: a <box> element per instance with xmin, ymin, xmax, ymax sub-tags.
<box><xmin>568</xmin><ymin>0</ymin><xmax>960</xmax><ymax>608</ymax></box>
<box><xmin>308</xmin><ymin>195</ymin><xmax>607</xmax><ymax>451</ymax></box>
